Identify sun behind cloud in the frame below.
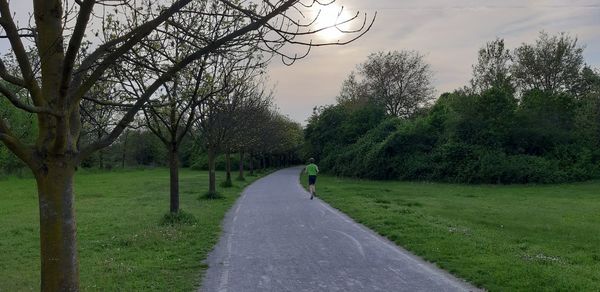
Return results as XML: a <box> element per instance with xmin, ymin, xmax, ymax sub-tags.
<box><xmin>313</xmin><ymin>3</ymin><xmax>353</xmax><ymax>42</ymax></box>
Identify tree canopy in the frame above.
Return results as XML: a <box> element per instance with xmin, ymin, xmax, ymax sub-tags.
<box><xmin>305</xmin><ymin>32</ymin><xmax>600</xmax><ymax>184</ymax></box>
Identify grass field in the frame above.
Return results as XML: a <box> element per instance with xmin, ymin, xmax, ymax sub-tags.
<box><xmin>301</xmin><ymin>173</ymin><xmax>600</xmax><ymax>291</ymax></box>
<box><xmin>0</xmin><ymin>168</ymin><xmax>264</xmax><ymax>291</ymax></box>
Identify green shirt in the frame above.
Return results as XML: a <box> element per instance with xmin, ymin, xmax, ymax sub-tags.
<box><xmin>306</xmin><ymin>163</ymin><xmax>319</xmax><ymax>176</ymax></box>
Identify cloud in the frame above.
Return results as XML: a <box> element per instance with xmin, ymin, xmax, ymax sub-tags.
<box><xmin>1</xmin><ymin>1</ymin><xmax>598</xmax><ymax>124</ymax></box>
<box><xmin>270</xmin><ymin>0</ymin><xmax>600</xmax><ymax>123</ymax></box>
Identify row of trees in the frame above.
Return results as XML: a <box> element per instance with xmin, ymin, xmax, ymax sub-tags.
<box><xmin>305</xmin><ymin>32</ymin><xmax>600</xmax><ymax>184</ymax></box>
<box><xmin>0</xmin><ymin>0</ymin><xmax>373</xmax><ymax>290</ymax></box>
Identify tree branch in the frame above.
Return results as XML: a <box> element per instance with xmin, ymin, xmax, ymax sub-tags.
<box><xmin>69</xmin><ymin>0</ymin><xmax>194</xmax><ymax>108</ymax></box>
<box><xmin>0</xmin><ymin>0</ymin><xmax>42</xmax><ymax>105</ymax></box>
<box><xmin>78</xmin><ymin>0</ymin><xmax>299</xmax><ymax>161</ymax></box>
<box><xmin>0</xmin><ymin>116</ymin><xmax>36</xmax><ymax>169</ymax></box>
<box><xmin>0</xmin><ymin>58</ymin><xmax>26</xmax><ymax>87</ymax></box>
<box><xmin>0</xmin><ymin>83</ymin><xmax>64</xmax><ymax>116</ymax></box>
<box><xmin>61</xmin><ymin>0</ymin><xmax>96</xmax><ymax>105</ymax></box>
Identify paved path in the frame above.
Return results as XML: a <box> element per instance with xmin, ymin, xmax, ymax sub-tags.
<box><xmin>201</xmin><ymin>167</ymin><xmax>479</xmax><ymax>292</ymax></box>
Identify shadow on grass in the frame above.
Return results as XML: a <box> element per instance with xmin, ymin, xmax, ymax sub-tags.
<box><xmin>199</xmin><ymin>191</ymin><xmax>225</xmax><ymax>200</ymax></box>
<box><xmin>159</xmin><ymin>210</ymin><xmax>198</xmax><ymax>226</ymax></box>
<box><xmin>220</xmin><ymin>180</ymin><xmax>233</xmax><ymax>188</ymax></box>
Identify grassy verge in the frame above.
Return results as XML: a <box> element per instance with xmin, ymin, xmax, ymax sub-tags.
<box><xmin>1</xmin><ymin>168</ymin><xmax>266</xmax><ymax>291</ymax></box>
<box><xmin>301</xmin><ymin>173</ymin><xmax>600</xmax><ymax>291</ymax></box>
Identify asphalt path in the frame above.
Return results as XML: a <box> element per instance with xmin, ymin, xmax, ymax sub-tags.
<box><xmin>201</xmin><ymin>167</ymin><xmax>479</xmax><ymax>292</ymax></box>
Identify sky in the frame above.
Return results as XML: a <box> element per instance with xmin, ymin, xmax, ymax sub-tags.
<box><xmin>269</xmin><ymin>0</ymin><xmax>600</xmax><ymax>124</ymax></box>
<box><xmin>2</xmin><ymin>1</ymin><xmax>600</xmax><ymax>125</ymax></box>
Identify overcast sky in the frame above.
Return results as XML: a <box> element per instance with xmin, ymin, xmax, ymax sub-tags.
<box><xmin>270</xmin><ymin>0</ymin><xmax>600</xmax><ymax>124</ymax></box>
<box><xmin>3</xmin><ymin>1</ymin><xmax>599</xmax><ymax>125</ymax></box>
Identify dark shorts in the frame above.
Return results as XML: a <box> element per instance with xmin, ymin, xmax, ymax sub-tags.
<box><xmin>308</xmin><ymin>175</ymin><xmax>317</xmax><ymax>185</ymax></box>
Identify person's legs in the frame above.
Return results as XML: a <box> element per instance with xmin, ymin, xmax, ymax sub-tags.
<box><xmin>308</xmin><ymin>175</ymin><xmax>317</xmax><ymax>199</ymax></box>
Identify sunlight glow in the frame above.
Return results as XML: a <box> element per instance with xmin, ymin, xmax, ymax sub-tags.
<box><xmin>314</xmin><ymin>3</ymin><xmax>353</xmax><ymax>42</ymax></box>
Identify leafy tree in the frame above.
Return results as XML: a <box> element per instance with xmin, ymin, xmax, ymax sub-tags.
<box><xmin>512</xmin><ymin>32</ymin><xmax>585</xmax><ymax>95</ymax></box>
<box><xmin>336</xmin><ymin>71</ymin><xmax>369</xmax><ymax>109</ymax></box>
<box><xmin>470</xmin><ymin>38</ymin><xmax>513</xmax><ymax>93</ymax></box>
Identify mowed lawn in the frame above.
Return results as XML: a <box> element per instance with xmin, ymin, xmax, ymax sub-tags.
<box><xmin>0</xmin><ymin>168</ymin><xmax>262</xmax><ymax>291</ymax></box>
<box><xmin>302</xmin><ymin>173</ymin><xmax>600</xmax><ymax>291</ymax></box>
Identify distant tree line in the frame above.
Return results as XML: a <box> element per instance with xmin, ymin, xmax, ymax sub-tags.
<box><xmin>304</xmin><ymin>32</ymin><xmax>600</xmax><ymax>184</ymax></box>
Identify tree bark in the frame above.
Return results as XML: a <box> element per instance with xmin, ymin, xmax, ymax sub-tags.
<box><xmin>169</xmin><ymin>144</ymin><xmax>179</xmax><ymax>213</ymax></box>
<box><xmin>225</xmin><ymin>151</ymin><xmax>232</xmax><ymax>185</ymax></box>
<box><xmin>97</xmin><ymin>132</ymin><xmax>104</xmax><ymax>169</ymax></box>
<box><xmin>238</xmin><ymin>151</ymin><xmax>244</xmax><ymax>180</ymax></box>
<box><xmin>208</xmin><ymin>147</ymin><xmax>216</xmax><ymax>194</ymax></box>
<box><xmin>35</xmin><ymin>157</ymin><xmax>80</xmax><ymax>292</ymax></box>
<box><xmin>98</xmin><ymin>150</ymin><xmax>104</xmax><ymax>169</ymax></box>
<box><xmin>249</xmin><ymin>152</ymin><xmax>254</xmax><ymax>176</ymax></box>
<box><xmin>121</xmin><ymin>130</ymin><xmax>129</xmax><ymax>168</ymax></box>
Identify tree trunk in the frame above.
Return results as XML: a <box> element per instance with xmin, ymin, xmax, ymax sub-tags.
<box><xmin>249</xmin><ymin>152</ymin><xmax>254</xmax><ymax>176</ymax></box>
<box><xmin>122</xmin><ymin>130</ymin><xmax>129</xmax><ymax>169</ymax></box>
<box><xmin>225</xmin><ymin>151</ymin><xmax>232</xmax><ymax>185</ymax></box>
<box><xmin>97</xmin><ymin>132</ymin><xmax>104</xmax><ymax>169</ymax></box>
<box><xmin>257</xmin><ymin>154</ymin><xmax>262</xmax><ymax>170</ymax></box>
<box><xmin>208</xmin><ymin>147</ymin><xmax>217</xmax><ymax>194</ymax></box>
<box><xmin>98</xmin><ymin>150</ymin><xmax>104</xmax><ymax>169</ymax></box>
<box><xmin>169</xmin><ymin>144</ymin><xmax>179</xmax><ymax>213</ymax></box>
<box><xmin>238</xmin><ymin>151</ymin><xmax>244</xmax><ymax>180</ymax></box>
<box><xmin>35</xmin><ymin>157</ymin><xmax>80</xmax><ymax>291</ymax></box>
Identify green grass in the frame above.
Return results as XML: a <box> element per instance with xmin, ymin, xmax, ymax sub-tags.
<box><xmin>0</xmin><ymin>168</ymin><xmax>264</xmax><ymax>291</ymax></box>
<box><xmin>301</xmin><ymin>173</ymin><xmax>600</xmax><ymax>291</ymax></box>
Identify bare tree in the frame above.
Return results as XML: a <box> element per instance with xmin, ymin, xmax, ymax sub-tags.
<box><xmin>110</xmin><ymin>4</ymin><xmax>266</xmax><ymax>213</ymax></box>
<box><xmin>0</xmin><ymin>0</ymin><xmax>374</xmax><ymax>289</ymax></box>
<box><xmin>232</xmin><ymin>83</ymin><xmax>272</xmax><ymax>181</ymax></box>
<box><xmin>350</xmin><ymin>50</ymin><xmax>434</xmax><ymax>117</ymax></box>
<box><xmin>195</xmin><ymin>53</ymin><xmax>263</xmax><ymax>195</ymax></box>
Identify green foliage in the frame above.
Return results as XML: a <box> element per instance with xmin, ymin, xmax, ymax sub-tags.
<box><xmin>305</xmin><ymin>33</ymin><xmax>600</xmax><ymax>184</ymax></box>
<box><xmin>0</xmin><ymin>84</ymin><xmax>37</xmax><ymax>176</ymax></box>
<box><xmin>190</xmin><ymin>152</ymin><xmax>245</xmax><ymax>171</ymax></box>
<box><xmin>305</xmin><ymin>85</ymin><xmax>600</xmax><ymax>184</ymax></box>
<box><xmin>303</xmin><ymin>104</ymin><xmax>386</xmax><ymax>161</ymax></box>
<box><xmin>512</xmin><ymin>32</ymin><xmax>585</xmax><ymax>95</ymax></box>
<box><xmin>449</xmin><ymin>88</ymin><xmax>517</xmax><ymax>148</ymax></box>
<box><xmin>512</xmin><ymin>89</ymin><xmax>578</xmax><ymax>155</ymax></box>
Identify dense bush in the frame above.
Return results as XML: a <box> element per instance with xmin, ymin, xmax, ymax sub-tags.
<box><xmin>304</xmin><ymin>87</ymin><xmax>600</xmax><ymax>184</ymax></box>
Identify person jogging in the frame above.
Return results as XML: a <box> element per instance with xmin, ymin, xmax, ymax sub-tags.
<box><xmin>305</xmin><ymin>158</ymin><xmax>319</xmax><ymax>200</ymax></box>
